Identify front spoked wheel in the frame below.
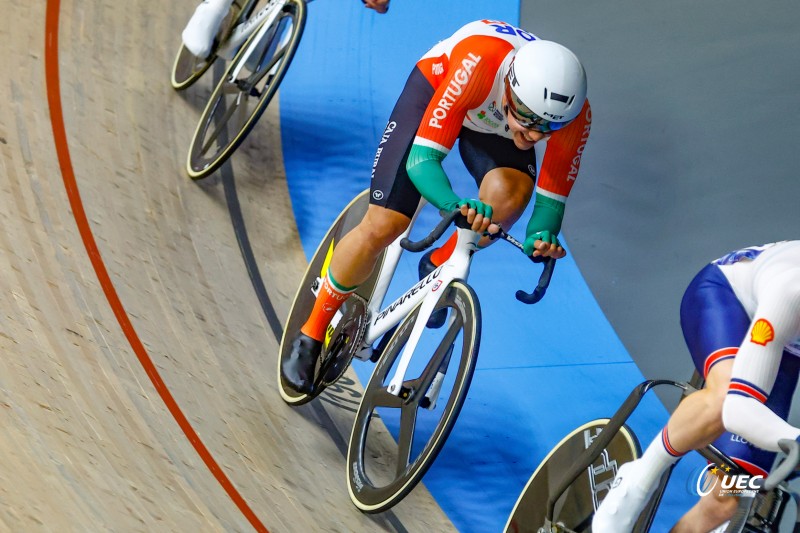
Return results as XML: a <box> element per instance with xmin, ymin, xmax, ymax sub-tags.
<box><xmin>186</xmin><ymin>0</ymin><xmax>306</xmax><ymax>179</ymax></box>
<box><xmin>347</xmin><ymin>281</ymin><xmax>481</xmax><ymax>513</ymax></box>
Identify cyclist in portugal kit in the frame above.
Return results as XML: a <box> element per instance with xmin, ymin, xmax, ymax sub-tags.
<box><xmin>281</xmin><ymin>19</ymin><xmax>592</xmax><ymax>394</ymax></box>
<box><xmin>594</xmin><ymin>241</ymin><xmax>800</xmax><ymax>533</ymax></box>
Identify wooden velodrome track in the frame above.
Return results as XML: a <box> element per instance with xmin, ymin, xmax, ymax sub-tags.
<box><xmin>1</xmin><ymin>0</ymin><xmax>454</xmax><ymax>531</ymax></box>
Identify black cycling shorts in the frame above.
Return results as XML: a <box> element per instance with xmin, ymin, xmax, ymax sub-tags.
<box><xmin>369</xmin><ymin>66</ymin><xmax>538</xmax><ymax>219</ymax></box>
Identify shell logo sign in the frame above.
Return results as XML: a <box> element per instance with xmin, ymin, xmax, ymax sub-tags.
<box><xmin>750</xmin><ymin>318</ymin><xmax>775</xmax><ymax>346</ymax></box>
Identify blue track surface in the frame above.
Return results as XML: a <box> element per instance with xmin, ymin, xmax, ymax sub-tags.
<box><xmin>280</xmin><ymin>1</ymin><xmax>701</xmax><ymax>530</ymax></box>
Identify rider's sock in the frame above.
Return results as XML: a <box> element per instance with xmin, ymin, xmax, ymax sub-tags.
<box><xmin>430</xmin><ymin>232</ymin><xmax>458</xmax><ymax>266</ymax></box>
<box><xmin>636</xmin><ymin>427</ymin><xmax>685</xmax><ymax>489</ymax></box>
<box><xmin>300</xmin><ymin>268</ymin><xmax>357</xmax><ymax>342</ymax></box>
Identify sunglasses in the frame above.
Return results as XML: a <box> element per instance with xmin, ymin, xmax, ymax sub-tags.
<box><xmin>504</xmin><ymin>77</ymin><xmax>572</xmax><ymax>133</ymax></box>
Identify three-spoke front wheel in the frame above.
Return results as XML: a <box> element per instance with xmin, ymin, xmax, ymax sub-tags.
<box><xmin>347</xmin><ymin>280</ymin><xmax>481</xmax><ymax>513</ymax></box>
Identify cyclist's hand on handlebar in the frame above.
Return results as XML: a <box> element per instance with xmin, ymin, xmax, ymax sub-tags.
<box><xmin>523</xmin><ymin>230</ymin><xmax>567</xmax><ymax>259</ymax></box>
<box><xmin>458</xmin><ymin>199</ymin><xmax>498</xmax><ymax>233</ymax></box>
<box><xmin>362</xmin><ymin>0</ymin><xmax>389</xmax><ymax>13</ymax></box>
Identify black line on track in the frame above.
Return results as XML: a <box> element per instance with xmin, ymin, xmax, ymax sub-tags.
<box><xmin>209</xmin><ymin>61</ymin><xmax>410</xmax><ymax>532</ymax></box>
<box><xmin>220</xmin><ymin>165</ymin><xmax>284</xmax><ymax>339</ymax></box>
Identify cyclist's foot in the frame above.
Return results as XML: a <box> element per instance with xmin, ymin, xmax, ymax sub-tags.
<box><xmin>281</xmin><ymin>332</ymin><xmax>322</xmax><ymax>395</ymax></box>
<box><xmin>592</xmin><ymin>461</ymin><xmax>656</xmax><ymax>533</ymax></box>
<box><xmin>181</xmin><ymin>0</ymin><xmax>231</xmax><ymax>58</ymax></box>
<box><xmin>418</xmin><ymin>250</ymin><xmax>446</xmax><ymax>328</ymax></box>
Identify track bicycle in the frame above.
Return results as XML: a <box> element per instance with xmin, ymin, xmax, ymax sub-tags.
<box><xmin>171</xmin><ymin>0</ymin><xmax>308</xmax><ymax>179</ymax></box>
<box><xmin>504</xmin><ymin>375</ymin><xmax>800</xmax><ymax>533</ymax></box>
<box><xmin>277</xmin><ymin>189</ymin><xmax>556</xmax><ymax>512</ymax></box>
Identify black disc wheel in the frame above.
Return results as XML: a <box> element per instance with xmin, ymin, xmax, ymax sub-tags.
<box><xmin>503</xmin><ymin>419</ymin><xmax>642</xmax><ymax>533</ymax></box>
<box><xmin>347</xmin><ymin>280</ymin><xmax>480</xmax><ymax>513</ymax></box>
<box><xmin>186</xmin><ymin>0</ymin><xmax>306</xmax><ymax>179</ymax></box>
<box><xmin>277</xmin><ymin>190</ymin><xmax>387</xmax><ymax>405</ymax></box>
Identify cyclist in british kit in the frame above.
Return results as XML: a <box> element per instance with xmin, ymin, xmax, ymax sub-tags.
<box><xmin>593</xmin><ymin>241</ymin><xmax>800</xmax><ymax>533</ymax></box>
<box><xmin>182</xmin><ymin>0</ymin><xmax>391</xmax><ymax>59</ymax></box>
<box><xmin>280</xmin><ymin>19</ymin><xmax>592</xmax><ymax>394</ymax></box>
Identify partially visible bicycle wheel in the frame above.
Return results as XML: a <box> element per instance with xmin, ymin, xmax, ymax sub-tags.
<box><xmin>170</xmin><ymin>43</ymin><xmax>216</xmax><ymax>91</ymax></box>
<box><xmin>277</xmin><ymin>190</ymin><xmax>388</xmax><ymax>405</ymax></box>
<box><xmin>186</xmin><ymin>0</ymin><xmax>306</xmax><ymax>179</ymax></box>
<box><xmin>503</xmin><ymin>419</ymin><xmax>646</xmax><ymax>533</ymax></box>
<box><xmin>170</xmin><ymin>2</ymin><xmax>244</xmax><ymax>90</ymax></box>
<box><xmin>347</xmin><ymin>280</ymin><xmax>481</xmax><ymax>513</ymax></box>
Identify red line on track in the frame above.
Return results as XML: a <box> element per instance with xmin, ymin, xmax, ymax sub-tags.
<box><xmin>43</xmin><ymin>2</ymin><xmax>269</xmax><ymax>531</ymax></box>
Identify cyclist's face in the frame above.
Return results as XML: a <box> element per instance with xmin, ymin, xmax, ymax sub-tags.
<box><xmin>505</xmin><ymin>105</ymin><xmax>550</xmax><ymax>150</ymax></box>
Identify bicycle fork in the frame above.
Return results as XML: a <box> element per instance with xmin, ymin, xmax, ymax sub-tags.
<box><xmin>384</xmin><ymin>227</ymin><xmax>478</xmax><ymax>399</ymax></box>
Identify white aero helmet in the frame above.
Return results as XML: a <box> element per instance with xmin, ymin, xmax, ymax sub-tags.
<box><xmin>504</xmin><ymin>39</ymin><xmax>587</xmax><ymax>132</ymax></box>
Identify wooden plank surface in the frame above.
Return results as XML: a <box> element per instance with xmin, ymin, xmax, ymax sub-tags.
<box><xmin>0</xmin><ymin>0</ymin><xmax>456</xmax><ymax>530</ymax></box>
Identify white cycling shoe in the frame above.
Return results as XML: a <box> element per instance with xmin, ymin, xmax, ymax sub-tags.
<box><xmin>592</xmin><ymin>460</ymin><xmax>657</xmax><ymax>533</ymax></box>
<box><xmin>181</xmin><ymin>0</ymin><xmax>232</xmax><ymax>59</ymax></box>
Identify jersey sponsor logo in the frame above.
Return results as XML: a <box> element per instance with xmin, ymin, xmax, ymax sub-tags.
<box><xmin>568</xmin><ymin>105</ymin><xmax>592</xmax><ymax>182</ymax></box>
<box><xmin>428</xmin><ymin>53</ymin><xmax>482</xmax><ymax>130</ymax></box>
<box><xmin>488</xmin><ymin>100</ymin><xmax>504</xmax><ymax>121</ymax></box>
<box><xmin>730</xmin><ymin>434</ymin><xmax>753</xmax><ymax>446</ymax></box>
<box><xmin>371</xmin><ymin>121</ymin><xmax>397</xmax><ymax>179</ymax></box>
<box><xmin>380</xmin><ymin>121</ymin><xmax>397</xmax><ymax>144</ymax></box>
<box><xmin>372</xmin><ymin>190</ymin><xmax>384</xmax><ymax>201</ymax></box>
<box><xmin>750</xmin><ymin>318</ymin><xmax>775</xmax><ymax>346</ymax></box>
<box><xmin>476</xmin><ymin>110</ymin><xmax>499</xmax><ymax>128</ymax></box>
<box><xmin>527</xmin><ymin>164</ymin><xmax>537</xmax><ymax>178</ymax></box>
<box><xmin>432</xmin><ymin>62</ymin><xmax>444</xmax><ymax>76</ymax></box>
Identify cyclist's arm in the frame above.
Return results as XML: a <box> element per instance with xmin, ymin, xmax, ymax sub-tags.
<box><xmin>721</xmin><ymin>274</ymin><xmax>800</xmax><ymax>452</ymax></box>
<box><xmin>407</xmin><ymin>37</ymin><xmax>513</xmax><ymax>212</ymax></box>
<box><xmin>526</xmin><ymin>99</ymin><xmax>592</xmax><ymax>243</ymax></box>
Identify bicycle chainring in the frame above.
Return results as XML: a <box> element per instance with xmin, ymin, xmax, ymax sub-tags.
<box><xmin>319</xmin><ymin>295</ymin><xmax>368</xmax><ymax>387</ymax></box>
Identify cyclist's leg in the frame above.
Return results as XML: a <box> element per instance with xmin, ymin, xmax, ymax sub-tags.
<box><xmin>721</xmin><ymin>265</ymin><xmax>800</xmax><ymax>450</ymax></box>
<box><xmin>299</xmin><ymin>66</ymin><xmax>434</xmax><ymax>339</ymax></box>
<box><xmin>594</xmin><ymin>263</ymin><xmax>749</xmax><ymax>532</ymax></box>
<box><xmin>424</xmin><ymin>128</ymin><xmax>535</xmax><ymax>269</ymax></box>
<box><xmin>182</xmin><ymin>0</ymin><xmax>237</xmax><ymax>58</ymax></box>
<box><xmin>460</xmin><ymin>128</ymin><xmax>536</xmax><ymax>246</ymax></box>
<box><xmin>671</xmin><ymin>489</ymin><xmax>739</xmax><ymax>533</ymax></box>
<box><xmin>282</xmin><ymin>67</ymin><xmax>432</xmax><ymax>391</ymax></box>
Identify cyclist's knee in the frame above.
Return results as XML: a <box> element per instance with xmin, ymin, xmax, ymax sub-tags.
<box><xmin>479</xmin><ymin>168</ymin><xmax>533</xmax><ymax>219</ymax></box>
<box><xmin>355</xmin><ymin>206</ymin><xmax>410</xmax><ymax>249</ymax></box>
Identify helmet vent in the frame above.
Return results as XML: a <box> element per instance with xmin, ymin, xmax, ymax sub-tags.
<box><xmin>546</xmin><ymin>90</ymin><xmax>572</xmax><ymax>105</ymax></box>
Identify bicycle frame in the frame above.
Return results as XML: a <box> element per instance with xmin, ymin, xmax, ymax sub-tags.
<box><xmin>321</xmin><ymin>200</ymin><xmax>481</xmax><ymax>398</ymax></box>
<box><xmin>367</xmin><ymin>220</ymin><xmax>480</xmax><ymax>398</ymax></box>
<box><xmin>219</xmin><ymin>0</ymin><xmax>286</xmax><ymax>60</ymax></box>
